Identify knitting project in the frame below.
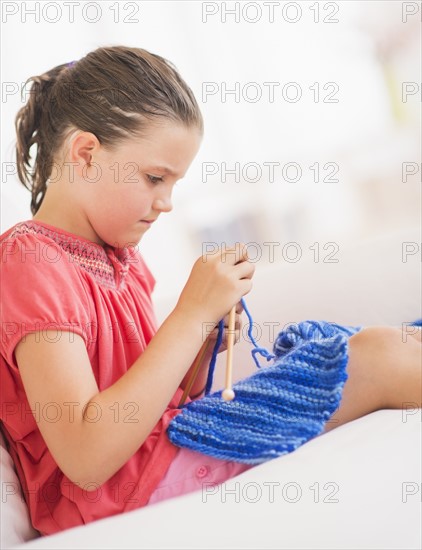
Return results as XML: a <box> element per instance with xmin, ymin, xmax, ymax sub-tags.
<box><xmin>167</xmin><ymin>300</ymin><xmax>363</xmax><ymax>464</ymax></box>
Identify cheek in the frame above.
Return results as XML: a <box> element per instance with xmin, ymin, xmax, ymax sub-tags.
<box><xmin>84</xmin><ymin>164</ymin><xmax>150</xmax><ymax>217</ymax></box>
<box><xmin>101</xmin><ymin>183</ymin><xmax>150</xmax><ymax>221</ymax></box>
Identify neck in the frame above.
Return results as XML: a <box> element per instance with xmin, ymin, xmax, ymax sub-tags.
<box><xmin>32</xmin><ymin>185</ymin><xmax>105</xmax><ymax>247</ymax></box>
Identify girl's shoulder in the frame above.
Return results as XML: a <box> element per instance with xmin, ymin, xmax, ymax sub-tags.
<box><xmin>0</xmin><ymin>219</ymin><xmax>94</xmax><ymax>293</ymax></box>
<box><xmin>1</xmin><ymin>220</ymin><xmax>111</xmax><ymax>280</ymax></box>
<box><xmin>0</xmin><ymin>219</ymin><xmax>76</xmax><ymax>269</ymax></box>
<box><xmin>1</xmin><ymin>220</ymin><xmax>156</xmax><ymax>295</ymax></box>
<box><xmin>0</xmin><ymin>221</ymin><xmax>93</xmax><ymax>360</ymax></box>
<box><xmin>1</xmin><ymin>219</ymin><xmax>104</xmax><ymax>258</ymax></box>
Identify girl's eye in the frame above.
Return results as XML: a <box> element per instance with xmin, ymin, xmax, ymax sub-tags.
<box><xmin>146</xmin><ymin>174</ymin><xmax>164</xmax><ymax>185</ymax></box>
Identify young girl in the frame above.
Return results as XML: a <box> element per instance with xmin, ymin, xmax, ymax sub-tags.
<box><xmin>1</xmin><ymin>45</ymin><xmax>420</xmax><ymax>538</ymax></box>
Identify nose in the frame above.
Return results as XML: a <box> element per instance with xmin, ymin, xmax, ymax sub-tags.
<box><xmin>152</xmin><ymin>188</ymin><xmax>173</xmax><ymax>214</ymax></box>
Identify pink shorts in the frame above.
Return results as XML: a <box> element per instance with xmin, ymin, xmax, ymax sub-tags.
<box><xmin>147</xmin><ymin>447</ymin><xmax>254</xmax><ymax>506</ymax></box>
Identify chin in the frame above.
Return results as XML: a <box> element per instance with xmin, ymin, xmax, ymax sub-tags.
<box><xmin>102</xmin><ymin>234</ymin><xmax>141</xmax><ymax>249</ymax></box>
<box><xmin>102</xmin><ymin>225</ymin><xmax>147</xmax><ymax>249</ymax></box>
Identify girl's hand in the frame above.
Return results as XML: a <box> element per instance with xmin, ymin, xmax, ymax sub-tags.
<box><xmin>175</xmin><ymin>243</ymin><xmax>255</xmax><ymax>325</ymax></box>
<box><xmin>206</xmin><ymin>301</ymin><xmax>243</xmax><ymax>354</ymax></box>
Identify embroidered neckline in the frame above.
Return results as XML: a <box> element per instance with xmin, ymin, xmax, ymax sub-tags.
<box><xmin>8</xmin><ymin>221</ymin><xmax>131</xmax><ymax>288</ymax></box>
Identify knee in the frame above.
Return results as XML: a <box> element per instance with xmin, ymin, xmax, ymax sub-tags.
<box><xmin>348</xmin><ymin>326</ymin><xmax>409</xmax><ymax>381</ymax></box>
<box><xmin>347</xmin><ymin>326</ymin><xmax>398</xmax><ymax>371</ymax></box>
<box><xmin>349</xmin><ymin>326</ymin><xmax>404</xmax><ymax>354</ymax></box>
<box><xmin>347</xmin><ymin>326</ymin><xmax>404</xmax><ymax>409</ymax></box>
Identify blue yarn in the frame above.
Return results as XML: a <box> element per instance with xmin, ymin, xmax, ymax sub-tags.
<box><xmin>241</xmin><ymin>298</ymin><xmax>276</xmax><ymax>369</ymax></box>
<box><xmin>204</xmin><ymin>319</ymin><xmax>224</xmax><ymax>395</ymax></box>
<box><xmin>203</xmin><ymin>299</ymin><xmax>275</xmax><ymax>397</ymax></box>
<box><xmin>168</xmin><ymin>304</ymin><xmax>420</xmax><ymax>464</ymax></box>
<box><xmin>273</xmin><ymin>320</ymin><xmax>359</xmax><ymax>358</ymax></box>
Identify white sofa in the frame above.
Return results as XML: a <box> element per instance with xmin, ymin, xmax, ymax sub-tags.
<box><xmin>2</xmin><ymin>227</ymin><xmax>421</xmax><ymax>549</ymax></box>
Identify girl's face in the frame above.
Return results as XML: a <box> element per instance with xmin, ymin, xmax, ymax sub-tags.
<box><xmin>74</xmin><ymin>121</ymin><xmax>202</xmax><ymax>248</ymax></box>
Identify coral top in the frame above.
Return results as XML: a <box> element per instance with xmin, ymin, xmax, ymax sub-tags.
<box><xmin>0</xmin><ymin>220</ymin><xmax>187</xmax><ymax>536</ymax></box>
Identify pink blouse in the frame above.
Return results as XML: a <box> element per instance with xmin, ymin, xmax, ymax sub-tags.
<box><xmin>0</xmin><ymin>220</ymin><xmax>187</xmax><ymax>535</ymax></box>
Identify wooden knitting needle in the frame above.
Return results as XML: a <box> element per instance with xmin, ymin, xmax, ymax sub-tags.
<box><xmin>222</xmin><ymin>305</ymin><xmax>236</xmax><ymax>401</ymax></box>
<box><xmin>178</xmin><ymin>337</ymin><xmax>212</xmax><ymax>407</ymax></box>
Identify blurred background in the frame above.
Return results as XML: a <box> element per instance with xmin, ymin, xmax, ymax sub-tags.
<box><xmin>1</xmin><ymin>1</ymin><xmax>421</xmax><ymax>311</ymax></box>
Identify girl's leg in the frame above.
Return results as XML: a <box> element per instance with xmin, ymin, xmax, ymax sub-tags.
<box><xmin>409</xmin><ymin>326</ymin><xmax>422</xmax><ymax>342</ymax></box>
<box><xmin>323</xmin><ymin>326</ymin><xmax>422</xmax><ymax>433</ymax></box>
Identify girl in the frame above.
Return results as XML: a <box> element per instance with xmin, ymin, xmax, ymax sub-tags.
<box><xmin>0</xmin><ymin>45</ymin><xmax>420</xmax><ymax>538</ymax></box>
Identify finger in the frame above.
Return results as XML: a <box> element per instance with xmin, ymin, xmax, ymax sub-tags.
<box><xmin>220</xmin><ymin>242</ymin><xmax>249</xmax><ymax>265</ymax></box>
<box><xmin>207</xmin><ymin>326</ymin><xmax>221</xmax><ymax>340</ymax></box>
<box><xmin>235</xmin><ymin>301</ymin><xmax>244</xmax><ymax>314</ymax></box>
<box><xmin>234</xmin><ymin>259</ymin><xmax>255</xmax><ymax>280</ymax></box>
<box><xmin>235</xmin><ymin>242</ymin><xmax>250</xmax><ymax>264</ymax></box>
<box><xmin>238</xmin><ymin>278</ymin><xmax>253</xmax><ymax>297</ymax></box>
<box><xmin>234</xmin><ymin>314</ymin><xmax>242</xmax><ymax>331</ymax></box>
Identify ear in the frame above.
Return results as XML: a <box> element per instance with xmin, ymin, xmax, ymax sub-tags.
<box><xmin>68</xmin><ymin>132</ymin><xmax>100</xmax><ymax>168</ymax></box>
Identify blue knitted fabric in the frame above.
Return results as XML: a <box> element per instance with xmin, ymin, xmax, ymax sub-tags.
<box><xmin>167</xmin><ymin>306</ymin><xmax>363</xmax><ymax>465</ymax></box>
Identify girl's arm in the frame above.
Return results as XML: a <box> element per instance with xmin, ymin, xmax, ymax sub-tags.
<box><xmin>15</xmin><ymin>247</ymin><xmax>254</xmax><ymax>490</ymax></box>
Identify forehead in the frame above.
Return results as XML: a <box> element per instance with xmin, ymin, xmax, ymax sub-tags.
<box><xmin>121</xmin><ymin>121</ymin><xmax>202</xmax><ymax>176</ymax></box>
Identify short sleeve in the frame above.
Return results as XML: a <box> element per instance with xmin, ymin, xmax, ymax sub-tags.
<box><xmin>0</xmin><ymin>233</ymin><xmax>92</xmax><ymax>369</ymax></box>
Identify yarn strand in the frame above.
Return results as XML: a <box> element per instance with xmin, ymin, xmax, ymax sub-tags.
<box><xmin>204</xmin><ymin>319</ymin><xmax>224</xmax><ymax>396</ymax></box>
<box><xmin>204</xmin><ymin>299</ymin><xmax>275</xmax><ymax>396</ymax></box>
<box><xmin>241</xmin><ymin>298</ymin><xmax>276</xmax><ymax>369</ymax></box>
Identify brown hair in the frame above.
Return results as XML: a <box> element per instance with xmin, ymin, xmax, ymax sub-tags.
<box><xmin>15</xmin><ymin>45</ymin><xmax>204</xmax><ymax>215</ymax></box>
